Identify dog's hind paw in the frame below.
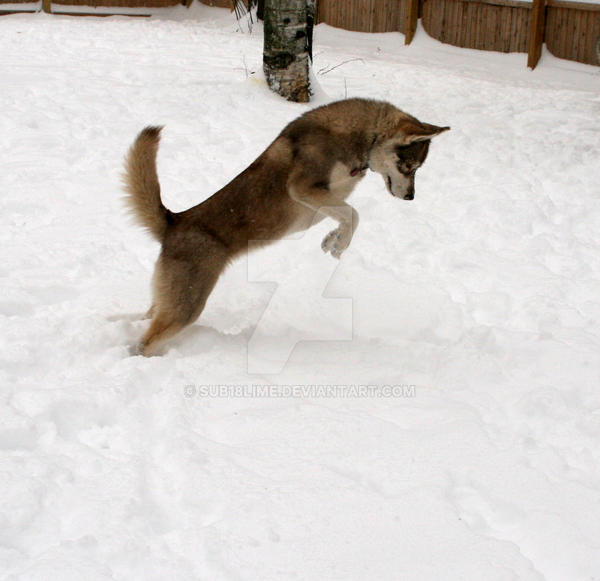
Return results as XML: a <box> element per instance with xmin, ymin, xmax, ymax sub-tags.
<box><xmin>129</xmin><ymin>342</ymin><xmax>154</xmax><ymax>357</ymax></box>
<box><xmin>129</xmin><ymin>343</ymin><xmax>144</xmax><ymax>357</ymax></box>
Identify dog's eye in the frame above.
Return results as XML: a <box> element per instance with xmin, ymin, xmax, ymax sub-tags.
<box><xmin>398</xmin><ymin>162</ymin><xmax>416</xmax><ymax>175</ymax></box>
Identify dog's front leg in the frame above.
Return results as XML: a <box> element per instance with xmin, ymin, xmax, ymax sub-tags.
<box><xmin>289</xmin><ymin>177</ymin><xmax>359</xmax><ymax>259</ymax></box>
<box><xmin>318</xmin><ymin>204</ymin><xmax>359</xmax><ymax>259</ymax></box>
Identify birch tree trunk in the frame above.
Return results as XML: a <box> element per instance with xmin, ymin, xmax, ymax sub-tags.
<box><xmin>263</xmin><ymin>0</ymin><xmax>313</xmax><ymax>103</ymax></box>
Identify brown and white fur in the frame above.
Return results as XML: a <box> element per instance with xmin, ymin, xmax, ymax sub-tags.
<box><xmin>122</xmin><ymin>98</ymin><xmax>449</xmax><ymax>356</ymax></box>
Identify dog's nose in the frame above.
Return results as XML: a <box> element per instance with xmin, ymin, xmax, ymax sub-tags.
<box><xmin>403</xmin><ymin>192</ymin><xmax>414</xmax><ymax>200</ymax></box>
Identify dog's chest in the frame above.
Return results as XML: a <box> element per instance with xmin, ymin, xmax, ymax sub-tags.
<box><xmin>328</xmin><ymin>162</ymin><xmax>365</xmax><ymax>199</ymax></box>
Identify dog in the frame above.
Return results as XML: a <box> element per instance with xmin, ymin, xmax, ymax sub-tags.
<box><xmin>123</xmin><ymin>98</ymin><xmax>449</xmax><ymax>356</ymax></box>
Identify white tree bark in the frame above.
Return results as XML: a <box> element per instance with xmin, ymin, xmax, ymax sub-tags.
<box><xmin>263</xmin><ymin>0</ymin><xmax>313</xmax><ymax>103</ymax></box>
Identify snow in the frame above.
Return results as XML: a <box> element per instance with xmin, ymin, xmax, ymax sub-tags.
<box><xmin>1</xmin><ymin>4</ymin><xmax>600</xmax><ymax>580</ymax></box>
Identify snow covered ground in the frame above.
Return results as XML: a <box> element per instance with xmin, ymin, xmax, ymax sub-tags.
<box><xmin>1</xmin><ymin>5</ymin><xmax>600</xmax><ymax>579</ymax></box>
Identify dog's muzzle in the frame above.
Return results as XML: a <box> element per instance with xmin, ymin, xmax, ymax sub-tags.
<box><xmin>402</xmin><ymin>183</ymin><xmax>415</xmax><ymax>201</ymax></box>
<box><xmin>386</xmin><ymin>175</ymin><xmax>415</xmax><ymax>200</ymax></box>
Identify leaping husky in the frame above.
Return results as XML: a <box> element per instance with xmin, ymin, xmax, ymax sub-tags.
<box><xmin>123</xmin><ymin>98</ymin><xmax>449</xmax><ymax>356</ymax></box>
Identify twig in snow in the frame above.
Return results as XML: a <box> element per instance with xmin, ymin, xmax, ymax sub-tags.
<box><xmin>317</xmin><ymin>58</ymin><xmax>365</xmax><ymax>76</ymax></box>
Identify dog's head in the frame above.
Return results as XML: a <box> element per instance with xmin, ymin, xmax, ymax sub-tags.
<box><xmin>369</xmin><ymin>119</ymin><xmax>449</xmax><ymax>200</ymax></box>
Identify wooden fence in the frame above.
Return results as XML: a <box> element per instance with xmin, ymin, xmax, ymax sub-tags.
<box><xmin>314</xmin><ymin>0</ymin><xmax>600</xmax><ymax>67</ymax></box>
<box><xmin>0</xmin><ymin>0</ymin><xmax>180</xmax><ymax>15</ymax></box>
<box><xmin>49</xmin><ymin>0</ymin><xmax>180</xmax><ymax>6</ymax></box>
<box><xmin>317</xmin><ymin>0</ymin><xmax>407</xmax><ymax>32</ymax></box>
<box><xmin>420</xmin><ymin>0</ymin><xmax>532</xmax><ymax>54</ymax></box>
<box><xmin>2</xmin><ymin>0</ymin><xmax>598</xmax><ymax>67</ymax></box>
<box><xmin>546</xmin><ymin>1</ymin><xmax>600</xmax><ymax>64</ymax></box>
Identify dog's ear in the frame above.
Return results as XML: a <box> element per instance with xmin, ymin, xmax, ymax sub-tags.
<box><xmin>397</xmin><ymin>121</ymin><xmax>450</xmax><ymax>144</ymax></box>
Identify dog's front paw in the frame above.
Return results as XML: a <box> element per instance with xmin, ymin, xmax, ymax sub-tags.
<box><xmin>321</xmin><ymin>227</ymin><xmax>350</xmax><ymax>259</ymax></box>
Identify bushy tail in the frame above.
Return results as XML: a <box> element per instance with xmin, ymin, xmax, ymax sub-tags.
<box><xmin>123</xmin><ymin>126</ymin><xmax>169</xmax><ymax>241</ymax></box>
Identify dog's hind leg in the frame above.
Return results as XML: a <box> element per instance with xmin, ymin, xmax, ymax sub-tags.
<box><xmin>137</xmin><ymin>312</ymin><xmax>186</xmax><ymax>357</ymax></box>
<box><xmin>137</xmin><ymin>263</ymin><xmax>223</xmax><ymax>356</ymax></box>
<box><xmin>136</xmin><ymin>233</ymin><xmax>229</xmax><ymax>356</ymax></box>
<box><xmin>143</xmin><ymin>305</ymin><xmax>156</xmax><ymax>320</ymax></box>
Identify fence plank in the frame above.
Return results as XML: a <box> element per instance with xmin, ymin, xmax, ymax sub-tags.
<box><xmin>527</xmin><ymin>0</ymin><xmax>546</xmax><ymax>68</ymax></box>
<box><xmin>405</xmin><ymin>0</ymin><xmax>418</xmax><ymax>44</ymax></box>
<box><xmin>502</xmin><ymin>3</ymin><xmax>512</xmax><ymax>51</ymax></box>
